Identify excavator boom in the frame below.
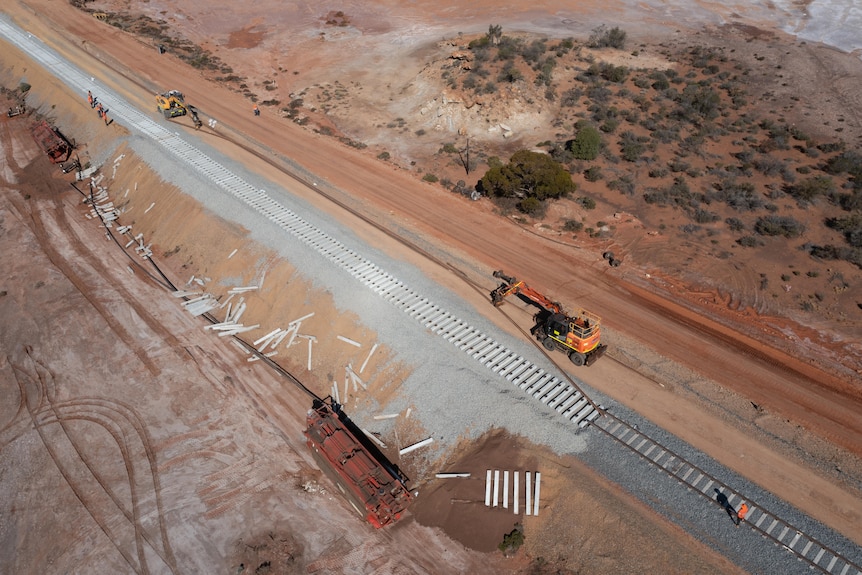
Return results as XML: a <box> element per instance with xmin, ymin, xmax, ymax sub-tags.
<box><xmin>490</xmin><ymin>270</ymin><xmax>563</xmax><ymax>314</ymax></box>
<box><xmin>489</xmin><ymin>270</ymin><xmax>607</xmax><ymax>366</ymax></box>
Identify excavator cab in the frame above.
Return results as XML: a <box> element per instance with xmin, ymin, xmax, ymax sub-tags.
<box><xmin>156</xmin><ymin>90</ymin><xmax>188</xmax><ymax>119</ymax></box>
<box><xmin>492</xmin><ymin>270</ymin><xmax>607</xmax><ymax>366</ymax></box>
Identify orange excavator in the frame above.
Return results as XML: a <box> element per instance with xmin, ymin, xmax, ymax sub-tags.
<box><xmin>490</xmin><ymin>270</ymin><xmax>607</xmax><ymax>366</ymax></box>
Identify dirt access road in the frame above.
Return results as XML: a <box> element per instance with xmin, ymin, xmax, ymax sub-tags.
<box><xmin>1</xmin><ymin>0</ymin><xmax>862</xmax><ymax>571</ymax></box>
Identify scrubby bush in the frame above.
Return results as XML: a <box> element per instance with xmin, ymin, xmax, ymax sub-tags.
<box><xmin>577</xmin><ymin>196</ymin><xmax>597</xmax><ymax>210</ymax></box>
<box><xmin>649</xmin><ymin>71</ymin><xmax>669</xmax><ymax>91</ymax></box>
<box><xmin>737</xmin><ymin>235</ymin><xmax>760</xmax><ymax>247</ymax></box>
<box><xmin>725</xmin><ymin>217</ymin><xmax>746</xmax><ymax>232</ymax></box>
<box><xmin>786</xmin><ymin>176</ymin><xmax>834</xmax><ymax>205</ymax></box>
<box><xmin>600</xmin><ymin>63</ymin><xmax>629</xmax><ymax>83</ymax></box>
<box><xmin>668</xmin><ymin>159</ymin><xmax>691</xmax><ymax>173</ymax></box>
<box><xmin>560</xmin><ymin>87</ymin><xmax>583</xmax><ymax>107</ymax></box>
<box><xmin>644</xmin><ymin>177</ymin><xmax>693</xmax><ymax>207</ymax></box>
<box><xmin>608</xmin><ymin>175</ymin><xmax>636</xmax><ymax>196</ymax></box>
<box><xmin>618</xmin><ymin>131</ymin><xmax>646</xmax><ymax>162</ymax></box>
<box><xmin>562</xmin><ymin>219</ymin><xmax>584</xmax><ymax>232</ymax></box>
<box><xmin>584</xmin><ymin>166</ymin><xmax>603</xmax><ymax>182</ymax></box>
<box><xmin>479</xmin><ymin>150</ymin><xmax>576</xmax><ymax>211</ymax></box>
<box><xmin>600</xmin><ymin>118</ymin><xmax>620</xmax><ymax>134</ymax></box>
<box><xmin>693</xmin><ymin>208</ymin><xmax>720</xmax><ymax>223</ymax></box>
<box><xmin>675</xmin><ymin>84</ymin><xmax>721</xmax><ymax>121</ymax></box>
<box><xmin>568</xmin><ymin>125</ymin><xmax>602</xmax><ymax>160</ymax></box>
<box><xmin>754</xmin><ymin>215</ymin><xmax>805</xmax><ymax>238</ymax></box>
<box><xmin>587</xmin><ymin>84</ymin><xmax>612</xmax><ymax>102</ymax></box>
<box><xmin>806</xmin><ymin>244</ymin><xmax>862</xmax><ymax>269</ymax></box>
<box><xmin>588</xmin><ymin>25</ymin><xmax>627</xmax><ymax>49</ymax></box>
<box><xmin>498</xmin><ymin>63</ymin><xmax>523</xmax><ymax>83</ymax></box>
<box><xmin>519</xmin><ymin>196</ymin><xmax>547</xmax><ymax>216</ymax></box>
<box><xmin>826</xmin><ymin>214</ymin><xmax>862</xmax><ymax>248</ymax></box>
<box><xmin>499</xmin><ymin>526</ymin><xmax>525</xmax><ymax>554</ymax></box>
<box><xmin>823</xmin><ymin>150</ymin><xmax>862</xmax><ymax>175</ymax></box>
<box><xmin>711</xmin><ymin>181</ymin><xmax>764</xmax><ymax>212</ymax></box>
<box><xmin>834</xmin><ymin>189</ymin><xmax>862</xmax><ymax>211</ymax></box>
<box><xmin>752</xmin><ymin>154</ymin><xmax>786</xmax><ymax>177</ymax></box>
<box><xmin>521</xmin><ymin>39</ymin><xmax>547</xmax><ymax>63</ymax></box>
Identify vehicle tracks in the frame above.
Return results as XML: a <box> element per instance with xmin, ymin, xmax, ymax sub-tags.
<box><xmin>12</xmin><ymin>348</ymin><xmax>179</xmax><ymax>575</ymax></box>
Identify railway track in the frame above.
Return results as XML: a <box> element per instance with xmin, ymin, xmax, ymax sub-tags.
<box><xmin>594</xmin><ymin>410</ymin><xmax>862</xmax><ymax>575</ymax></box>
<box><xmin>3</xmin><ymin>17</ymin><xmax>860</xmax><ymax>573</ymax></box>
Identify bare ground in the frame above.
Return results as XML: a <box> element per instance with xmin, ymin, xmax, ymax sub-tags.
<box><xmin>2</xmin><ymin>0</ymin><xmax>862</xmax><ymax>572</ymax></box>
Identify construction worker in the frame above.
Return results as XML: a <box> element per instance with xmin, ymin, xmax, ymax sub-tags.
<box><xmin>87</xmin><ymin>90</ymin><xmax>94</xmax><ymax>108</ymax></box>
<box><xmin>253</xmin><ymin>104</ymin><xmax>260</xmax><ymax>116</ymax></box>
<box><xmin>736</xmin><ymin>502</ymin><xmax>749</xmax><ymax>527</ymax></box>
<box><xmin>103</xmin><ymin>111</ymin><xmax>110</xmax><ymax>126</ymax></box>
<box><xmin>96</xmin><ymin>102</ymin><xmax>104</xmax><ymax>118</ymax></box>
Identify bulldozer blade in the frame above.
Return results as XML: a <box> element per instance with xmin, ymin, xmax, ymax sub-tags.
<box><xmin>585</xmin><ymin>344</ymin><xmax>608</xmax><ymax>366</ymax></box>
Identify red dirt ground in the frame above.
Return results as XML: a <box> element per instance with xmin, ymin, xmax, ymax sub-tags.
<box><xmin>2</xmin><ymin>0</ymin><xmax>862</xmax><ymax>572</ymax></box>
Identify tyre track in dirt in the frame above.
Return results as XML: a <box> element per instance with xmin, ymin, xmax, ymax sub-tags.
<box><xmin>14</xmin><ymin>190</ymin><xmax>161</xmax><ymax>377</ymax></box>
<box><xmin>22</xmin><ymin>348</ymin><xmax>179</xmax><ymax>573</ymax></box>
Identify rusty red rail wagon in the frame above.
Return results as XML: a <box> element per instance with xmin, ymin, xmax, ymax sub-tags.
<box><xmin>304</xmin><ymin>397</ymin><xmax>413</xmax><ymax>528</ymax></box>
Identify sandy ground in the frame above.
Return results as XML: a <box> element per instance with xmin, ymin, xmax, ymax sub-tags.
<box><xmin>2</xmin><ymin>0</ymin><xmax>862</xmax><ymax>572</ymax></box>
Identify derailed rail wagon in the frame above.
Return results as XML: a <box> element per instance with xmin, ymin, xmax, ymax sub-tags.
<box><xmin>30</xmin><ymin>120</ymin><xmax>72</xmax><ymax>163</ymax></box>
<box><xmin>304</xmin><ymin>397</ymin><xmax>413</xmax><ymax>528</ymax></box>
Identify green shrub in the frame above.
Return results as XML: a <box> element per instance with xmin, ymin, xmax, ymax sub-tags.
<box><xmin>568</xmin><ymin>125</ymin><xmax>602</xmax><ymax>160</ymax></box>
<box><xmin>577</xmin><ymin>196</ymin><xmax>597</xmax><ymax>209</ymax></box>
<box><xmin>479</xmin><ymin>150</ymin><xmax>576</xmax><ymax>202</ymax></box>
<box><xmin>675</xmin><ymin>84</ymin><xmax>721</xmax><ymax>121</ymax></box>
<box><xmin>499</xmin><ymin>526</ymin><xmax>525</xmax><ymax>554</ymax></box>
<box><xmin>584</xmin><ymin>166</ymin><xmax>603</xmax><ymax>182</ymax></box>
<box><xmin>562</xmin><ymin>219</ymin><xmax>584</xmax><ymax>232</ymax></box>
<box><xmin>826</xmin><ymin>214</ymin><xmax>862</xmax><ymax>248</ymax></box>
<box><xmin>786</xmin><ymin>176</ymin><xmax>834</xmax><ymax>205</ymax></box>
<box><xmin>422</xmin><ymin>173</ymin><xmax>439</xmax><ymax>183</ymax></box>
<box><xmin>518</xmin><ymin>196</ymin><xmax>544</xmax><ymax>216</ymax></box>
<box><xmin>754</xmin><ymin>215</ymin><xmax>805</xmax><ymax>238</ymax></box>
<box><xmin>600</xmin><ymin>118</ymin><xmax>620</xmax><ymax>134</ymax></box>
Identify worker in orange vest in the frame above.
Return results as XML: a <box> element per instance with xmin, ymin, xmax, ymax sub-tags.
<box><xmin>736</xmin><ymin>502</ymin><xmax>749</xmax><ymax>527</ymax></box>
<box><xmin>87</xmin><ymin>90</ymin><xmax>93</xmax><ymax>108</ymax></box>
<box><xmin>253</xmin><ymin>104</ymin><xmax>260</xmax><ymax>116</ymax></box>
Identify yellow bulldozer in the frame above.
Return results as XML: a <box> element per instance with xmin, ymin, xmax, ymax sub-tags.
<box><xmin>156</xmin><ymin>90</ymin><xmax>202</xmax><ymax>128</ymax></box>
